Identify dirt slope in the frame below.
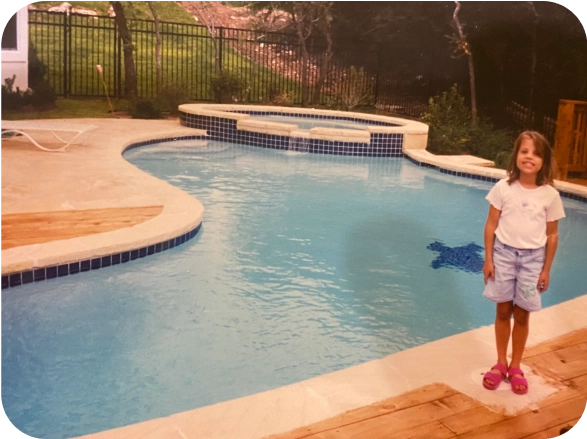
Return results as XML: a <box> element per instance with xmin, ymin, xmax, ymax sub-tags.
<box><xmin>178</xmin><ymin>1</ymin><xmax>290</xmax><ymax>31</ymax></box>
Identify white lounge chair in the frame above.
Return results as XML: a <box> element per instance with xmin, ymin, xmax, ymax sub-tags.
<box><xmin>1</xmin><ymin>120</ymin><xmax>97</xmax><ymax>152</ymax></box>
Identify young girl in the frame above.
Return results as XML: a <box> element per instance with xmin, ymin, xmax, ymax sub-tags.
<box><xmin>481</xmin><ymin>131</ymin><xmax>565</xmax><ymax>395</ymax></box>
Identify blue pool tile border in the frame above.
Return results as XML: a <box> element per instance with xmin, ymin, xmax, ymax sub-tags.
<box><xmin>404</xmin><ymin>154</ymin><xmax>587</xmax><ymax>203</ymax></box>
<box><xmin>2</xmin><ymin>224</ymin><xmax>201</xmax><ymax>290</ymax></box>
<box><xmin>2</xmin><ymin>134</ymin><xmax>208</xmax><ymax>291</ymax></box>
<box><xmin>179</xmin><ymin>111</ymin><xmax>404</xmax><ymax>157</ymax></box>
<box><xmin>122</xmin><ymin>135</ymin><xmax>208</xmax><ymax>152</ymax></box>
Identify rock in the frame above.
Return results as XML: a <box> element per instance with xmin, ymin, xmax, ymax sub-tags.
<box><xmin>46</xmin><ymin>2</ymin><xmax>97</xmax><ymax>16</ymax></box>
<box><xmin>70</xmin><ymin>8</ymin><xmax>98</xmax><ymax>16</ymax></box>
<box><xmin>48</xmin><ymin>2</ymin><xmax>72</xmax><ymax>13</ymax></box>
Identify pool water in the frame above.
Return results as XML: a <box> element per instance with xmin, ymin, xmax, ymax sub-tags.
<box><xmin>247</xmin><ymin>114</ymin><xmax>376</xmax><ymax>130</ymax></box>
<box><xmin>3</xmin><ymin>141</ymin><xmax>587</xmax><ymax>438</ymax></box>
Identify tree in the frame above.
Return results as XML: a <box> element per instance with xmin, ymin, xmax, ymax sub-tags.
<box><xmin>311</xmin><ymin>2</ymin><xmax>334</xmax><ymax>105</ymax></box>
<box><xmin>527</xmin><ymin>1</ymin><xmax>539</xmax><ymax>127</ymax></box>
<box><xmin>147</xmin><ymin>1</ymin><xmax>162</xmax><ymax>94</ymax></box>
<box><xmin>110</xmin><ymin>1</ymin><xmax>137</xmax><ymax>98</ymax></box>
<box><xmin>291</xmin><ymin>2</ymin><xmax>313</xmax><ymax>107</ymax></box>
<box><xmin>328</xmin><ymin>1</ymin><xmax>585</xmax><ymax>130</ymax></box>
<box><xmin>186</xmin><ymin>2</ymin><xmax>222</xmax><ymax>73</ymax></box>
<box><xmin>330</xmin><ymin>2</ymin><xmax>453</xmax><ymax>63</ymax></box>
<box><xmin>246</xmin><ymin>1</ymin><xmax>337</xmax><ymax>107</ymax></box>
<box><xmin>451</xmin><ymin>1</ymin><xmax>477</xmax><ymax>126</ymax></box>
<box><xmin>450</xmin><ymin>1</ymin><xmax>586</xmax><ymax>121</ymax></box>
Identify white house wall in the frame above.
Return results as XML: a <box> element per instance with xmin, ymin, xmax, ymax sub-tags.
<box><xmin>1</xmin><ymin>6</ymin><xmax>29</xmax><ymax>91</ymax></box>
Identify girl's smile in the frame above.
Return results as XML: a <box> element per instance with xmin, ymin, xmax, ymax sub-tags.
<box><xmin>516</xmin><ymin>138</ymin><xmax>543</xmax><ymax>179</ymax></box>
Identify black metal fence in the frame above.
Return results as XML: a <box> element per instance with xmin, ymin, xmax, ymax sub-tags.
<box><xmin>27</xmin><ymin>9</ymin><xmax>561</xmax><ymax>139</ymax></box>
<box><xmin>29</xmin><ymin>10</ymin><xmax>470</xmax><ymax>119</ymax></box>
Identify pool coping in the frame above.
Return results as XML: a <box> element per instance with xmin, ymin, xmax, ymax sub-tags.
<box><xmin>1</xmin><ymin>116</ymin><xmax>586</xmax><ymax>439</ymax></box>
<box><xmin>178</xmin><ymin>103</ymin><xmax>430</xmax><ymax>152</ymax></box>
<box><xmin>73</xmin><ymin>297</ymin><xmax>587</xmax><ymax>439</ymax></box>
<box><xmin>404</xmin><ymin>149</ymin><xmax>587</xmax><ymax>202</ymax></box>
<box><xmin>1</xmin><ymin>119</ymin><xmax>207</xmax><ymax>283</ymax></box>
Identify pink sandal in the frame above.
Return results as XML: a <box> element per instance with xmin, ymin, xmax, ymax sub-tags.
<box><xmin>482</xmin><ymin>363</ymin><xmax>507</xmax><ymax>390</ymax></box>
<box><xmin>508</xmin><ymin>367</ymin><xmax>529</xmax><ymax>395</ymax></box>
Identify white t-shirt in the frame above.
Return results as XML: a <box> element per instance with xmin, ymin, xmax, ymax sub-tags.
<box><xmin>486</xmin><ymin>178</ymin><xmax>565</xmax><ymax>249</ymax></box>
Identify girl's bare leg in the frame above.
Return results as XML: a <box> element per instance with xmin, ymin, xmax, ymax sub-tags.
<box><xmin>485</xmin><ymin>301</ymin><xmax>513</xmax><ymax>387</ymax></box>
<box><xmin>509</xmin><ymin>305</ymin><xmax>530</xmax><ymax>391</ymax></box>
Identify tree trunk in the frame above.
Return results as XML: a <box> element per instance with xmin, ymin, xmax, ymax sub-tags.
<box><xmin>110</xmin><ymin>1</ymin><xmax>137</xmax><ymax>99</ymax></box>
<box><xmin>296</xmin><ymin>28</ymin><xmax>310</xmax><ymax>107</ymax></box>
<box><xmin>312</xmin><ymin>5</ymin><xmax>334</xmax><ymax>105</ymax></box>
<box><xmin>467</xmin><ymin>55</ymin><xmax>477</xmax><ymax>126</ymax></box>
<box><xmin>187</xmin><ymin>2</ymin><xmax>221</xmax><ymax>74</ymax></box>
<box><xmin>312</xmin><ymin>32</ymin><xmax>333</xmax><ymax>104</ymax></box>
<box><xmin>299</xmin><ymin>49</ymin><xmax>310</xmax><ymax>108</ymax></box>
<box><xmin>527</xmin><ymin>2</ymin><xmax>539</xmax><ymax>129</ymax></box>
<box><xmin>293</xmin><ymin>3</ymin><xmax>310</xmax><ymax>107</ymax></box>
<box><xmin>453</xmin><ymin>1</ymin><xmax>477</xmax><ymax>126</ymax></box>
<box><xmin>148</xmin><ymin>1</ymin><xmax>162</xmax><ymax>94</ymax></box>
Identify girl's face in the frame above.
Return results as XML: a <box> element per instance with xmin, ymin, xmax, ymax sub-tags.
<box><xmin>516</xmin><ymin>137</ymin><xmax>543</xmax><ymax>179</ymax></box>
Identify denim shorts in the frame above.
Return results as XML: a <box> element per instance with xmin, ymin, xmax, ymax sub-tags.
<box><xmin>483</xmin><ymin>238</ymin><xmax>546</xmax><ymax>312</ymax></box>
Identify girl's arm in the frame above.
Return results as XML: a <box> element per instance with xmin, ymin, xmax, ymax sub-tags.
<box><xmin>483</xmin><ymin>205</ymin><xmax>501</xmax><ymax>284</ymax></box>
<box><xmin>538</xmin><ymin>220</ymin><xmax>559</xmax><ymax>293</ymax></box>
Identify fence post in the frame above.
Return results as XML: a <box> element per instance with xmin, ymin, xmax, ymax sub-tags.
<box><xmin>218</xmin><ymin>26</ymin><xmax>224</xmax><ymax>72</ymax></box>
<box><xmin>113</xmin><ymin>19</ymin><xmax>117</xmax><ymax>98</ymax></box>
<box><xmin>63</xmin><ymin>11</ymin><xmax>69</xmax><ymax>97</ymax></box>
<box><xmin>116</xmin><ymin>22</ymin><xmax>122</xmax><ymax>99</ymax></box>
<box><xmin>374</xmin><ymin>44</ymin><xmax>382</xmax><ymax>107</ymax></box>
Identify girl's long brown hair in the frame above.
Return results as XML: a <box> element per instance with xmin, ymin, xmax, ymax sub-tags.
<box><xmin>506</xmin><ymin>130</ymin><xmax>558</xmax><ymax>186</ymax></box>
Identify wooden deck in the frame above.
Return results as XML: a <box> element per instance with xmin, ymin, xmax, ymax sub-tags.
<box><xmin>268</xmin><ymin>328</ymin><xmax>587</xmax><ymax>439</ymax></box>
<box><xmin>1</xmin><ymin>206</ymin><xmax>163</xmax><ymax>250</ymax></box>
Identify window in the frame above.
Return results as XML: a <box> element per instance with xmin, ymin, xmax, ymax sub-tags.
<box><xmin>2</xmin><ymin>13</ymin><xmax>18</xmax><ymax>50</ymax></box>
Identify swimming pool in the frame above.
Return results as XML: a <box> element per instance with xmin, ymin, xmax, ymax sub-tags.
<box><xmin>3</xmin><ymin>139</ymin><xmax>587</xmax><ymax>439</ymax></box>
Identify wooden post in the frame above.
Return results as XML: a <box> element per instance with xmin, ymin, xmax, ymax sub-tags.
<box><xmin>554</xmin><ymin>100</ymin><xmax>587</xmax><ymax>181</ymax></box>
<box><xmin>554</xmin><ymin>100</ymin><xmax>576</xmax><ymax>180</ymax></box>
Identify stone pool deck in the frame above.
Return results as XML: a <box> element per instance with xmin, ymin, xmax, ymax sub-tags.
<box><xmin>1</xmin><ymin>118</ymin><xmax>586</xmax><ymax>439</ymax></box>
<box><xmin>1</xmin><ymin>119</ymin><xmax>205</xmax><ymax>277</ymax></box>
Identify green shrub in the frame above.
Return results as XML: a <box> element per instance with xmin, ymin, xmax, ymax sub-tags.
<box><xmin>2</xmin><ymin>44</ymin><xmax>56</xmax><ymax>111</ymax></box>
<box><xmin>422</xmin><ymin>84</ymin><xmax>471</xmax><ymax>154</ymax></box>
<box><xmin>28</xmin><ymin>43</ymin><xmax>48</xmax><ymax>87</ymax></box>
<box><xmin>156</xmin><ymin>83</ymin><xmax>191</xmax><ymax>115</ymax></box>
<box><xmin>424</xmin><ymin>123</ymin><xmax>472</xmax><ymax>155</ymax></box>
<box><xmin>1</xmin><ymin>76</ymin><xmax>26</xmax><ymax>110</ymax></box>
<box><xmin>337</xmin><ymin>66</ymin><xmax>373</xmax><ymax>111</ymax></box>
<box><xmin>468</xmin><ymin>122</ymin><xmax>514</xmax><ymax>167</ymax></box>
<box><xmin>265</xmin><ymin>84</ymin><xmax>282</xmax><ymax>103</ymax></box>
<box><xmin>130</xmin><ymin>98</ymin><xmax>162</xmax><ymax>119</ymax></box>
<box><xmin>422</xmin><ymin>84</ymin><xmax>470</xmax><ymax>127</ymax></box>
<box><xmin>210</xmin><ymin>70</ymin><xmax>246</xmax><ymax>103</ymax></box>
<box><xmin>27</xmin><ymin>43</ymin><xmax>56</xmax><ymax>108</ymax></box>
<box><xmin>422</xmin><ymin>84</ymin><xmax>514</xmax><ymax>165</ymax></box>
<box><xmin>272</xmin><ymin>90</ymin><xmax>294</xmax><ymax>106</ymax></box>
<box><xmin>323</xmin><ymin>94</ymin><xmax>344</xmax><ymax>111</ymax></box>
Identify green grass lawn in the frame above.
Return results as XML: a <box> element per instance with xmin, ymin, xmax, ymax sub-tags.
<box><xmin>28</xmin><ymin>2</ymin><xmax>300</xmax><ymax>102</ymax></box>
<box><xmin>1</xmin><ymin>97</ymin><xmax>133</xmax><ymax>120</ymax></box>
